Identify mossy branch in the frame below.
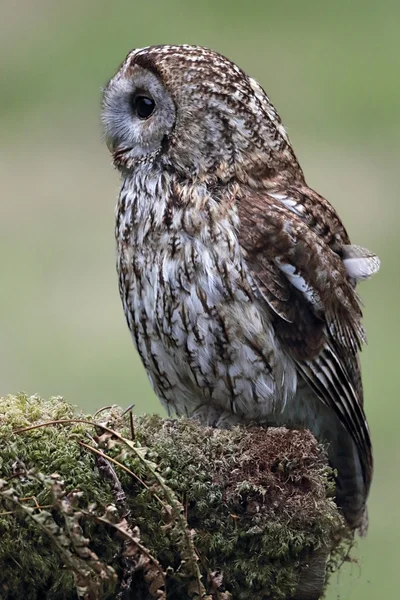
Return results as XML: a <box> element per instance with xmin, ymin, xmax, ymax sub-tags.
<box><xmin>0</xmin><ymin>394</ymin><xmax>352</xmax><ymax>600</ymax></box>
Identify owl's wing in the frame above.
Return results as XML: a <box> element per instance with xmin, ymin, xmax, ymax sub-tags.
<box><xmin>267</xmin><ymin>186</ymin><xmax>380</xmax><ymax>284</ymax></box>
<box><xmin>237</xmin><ymin>189</ymin><xmax>373</xmax><ymax>485</ymax></box>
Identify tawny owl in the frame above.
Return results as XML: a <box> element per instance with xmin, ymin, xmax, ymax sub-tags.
<box><xmin>102</xmin><ymin>45</ymin><xmax>380</xmax><ymax>533</ymax></box>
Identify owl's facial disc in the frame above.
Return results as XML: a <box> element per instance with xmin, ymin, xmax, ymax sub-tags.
<box><xmin>102</xmin><ymin>65</ymin><xmax>176</xmax><ymax>169</ymax></box>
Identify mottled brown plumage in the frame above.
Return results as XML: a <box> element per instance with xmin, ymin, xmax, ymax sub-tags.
<box><xmin>102</xmin><ymin>45</ymin><xmax>380</xmax><ymax>532</ymax></box>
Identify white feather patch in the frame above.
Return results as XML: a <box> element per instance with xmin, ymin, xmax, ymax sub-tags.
<box><xmin>342</xmin><ymin>245</ymin><xmax>381</xmax><ymax>280</ymax></box>
<box><xmin>275</xmin><ymin>258</ymin><xmax>320</xmax><ymax>306</ymax></box>
<box><xmin>268</xmin><ymin>192</ymin><xmax>304</xmax><ymax>216</ymax></box>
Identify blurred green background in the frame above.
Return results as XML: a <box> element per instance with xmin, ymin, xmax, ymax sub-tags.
<box><xmin>0</xmin><ymin>0</ymin><xmax>398</xmax><ymax>597</ymax></box>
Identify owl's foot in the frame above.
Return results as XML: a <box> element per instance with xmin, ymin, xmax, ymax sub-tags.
<box><xmin>190</xmin><ymin>404</ymin><xmax>243</xmax><ymax>428</ymax></box>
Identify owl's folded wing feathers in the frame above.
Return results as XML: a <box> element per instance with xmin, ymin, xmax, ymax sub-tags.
<box><xmin>237</xmin><ymin>190</ymin><xmax>375</xmax><ymax>485</ymax></box>
<box><xmin>268</xmin><ymin>187</ymin><xmax>380</xmax><ymax>283</ymax></box>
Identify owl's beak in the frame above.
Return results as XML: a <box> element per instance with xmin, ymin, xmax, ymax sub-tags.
<box><xmin>113</xmin><ymin>146</ymin><xmax>133</xmax><ymax>159</ymax></box>
<box><xmin>111</xmin><ymin>145</ymin><xmax>136</xmax><ymax>170</ymax></box>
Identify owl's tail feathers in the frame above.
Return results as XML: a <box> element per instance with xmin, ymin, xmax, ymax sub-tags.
<box><xmin>330</xmin><ymin>425</ymin><xmax>370</xmax><ymax>535</ymax></box>
<box><xmin>358</xmin><ymin>507</ymin><xmax>369</xmax><ymax>537</ymax></box>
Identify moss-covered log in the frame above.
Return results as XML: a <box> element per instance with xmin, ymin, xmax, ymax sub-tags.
<box><xmin>0</xmin><ymin>394</ymin><xmax>351</xmax><ymax>600</ymax></box>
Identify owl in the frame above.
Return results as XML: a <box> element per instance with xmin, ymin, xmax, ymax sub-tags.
<box><xmin>102</xmin><ymin>45</ymin><xmax>380</xmax><ymax>533</ymax></box>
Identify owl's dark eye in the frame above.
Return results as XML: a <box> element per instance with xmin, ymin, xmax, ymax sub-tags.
<box><xmin>131</xmin><ymin>95</ymin><xmax>156</xmax><ymax>119</ymax></box>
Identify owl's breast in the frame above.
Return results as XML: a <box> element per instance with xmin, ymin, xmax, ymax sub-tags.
<box><xmin>115</xmin><ymin>182</ymin><xmax>297</xmax><ymax>420</ymax></box>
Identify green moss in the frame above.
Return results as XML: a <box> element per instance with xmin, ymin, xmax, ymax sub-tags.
<box><xmin>0</xmin><ymin>395</ymin><xmax>117</xmax><ymax>600</ymax></box>
<box><xmin>0</xmin><ymin>394</ymin><xmax>351</xmax><ymax>599</ymax></box>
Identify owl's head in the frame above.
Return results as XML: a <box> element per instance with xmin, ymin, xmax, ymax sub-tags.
<box><xmin>102</xmin><ymin>45</ymin><xmax>297</xmax><ymax>180</ymax></box>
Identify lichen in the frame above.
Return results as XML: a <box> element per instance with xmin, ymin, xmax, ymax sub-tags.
<box><xmin>0</xmin><ymin>394</ymin><xmax>351</xmax><ymax>599</ymax></box>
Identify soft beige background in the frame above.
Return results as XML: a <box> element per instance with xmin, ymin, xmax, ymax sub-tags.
<box><xmin>1</xmin><ymin>1</ymin><xmax>398</xmax><ymax>598</ymax></box>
